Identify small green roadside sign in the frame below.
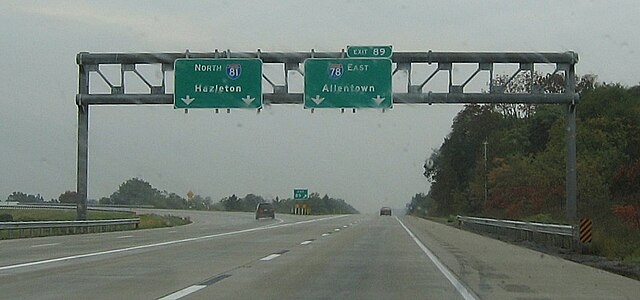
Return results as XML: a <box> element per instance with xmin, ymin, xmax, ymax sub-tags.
<box><xmin>294</xmin><ymin>189</ymin><xmax>309</xmax><ymax>200</ymax></box>
<box><xmin>347</xmin><ymin>45</ymin><xmax>392</xmax><ymax>58</ymax></box>
<box><xmin>304</xmin><ymin>58</ymin><xmax>392</xmax><ymax>109</ymax></box>
<box><xmin>174</xmin><ymin>58</ymin><xmax>262</xmax><ymax>109</ymax></box>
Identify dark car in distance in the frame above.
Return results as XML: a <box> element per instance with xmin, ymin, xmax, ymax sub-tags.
<box><xmin>256</xmin><ymin>202</ymin><xmax>275</xmax><ymax>219</ymax></box>
<box><xmin>380</xmin><ymin>207</ymin><xmax>392</xmax><ymax>216</ymax></box>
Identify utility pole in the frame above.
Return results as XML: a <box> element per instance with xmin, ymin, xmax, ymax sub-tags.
<box><xmin>483</xmin><ymin>140</ymin><xmax>488</xmax><ymax>206</ymax></box>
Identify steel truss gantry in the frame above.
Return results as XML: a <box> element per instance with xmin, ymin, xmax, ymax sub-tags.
<box><xmin>76</xmin><ymin>50</ymin><xmax>578</xmax><ymax>220</ymax></box>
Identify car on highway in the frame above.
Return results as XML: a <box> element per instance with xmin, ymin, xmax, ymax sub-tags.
<box><xmin>255</xmin><ymin>202</ymin><xmax>275</xmax><ymax>219</ymax></box>
<box><xmin>380</xmin><ymin>207</ymin><xmax>392</xmax><ymax>216</ymax></box>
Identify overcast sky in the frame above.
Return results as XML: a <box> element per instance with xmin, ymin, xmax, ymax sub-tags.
<box><xmin>1</xmin><ymin>1</ymin><xmax>638</xmax><ymax>213</ymax></box>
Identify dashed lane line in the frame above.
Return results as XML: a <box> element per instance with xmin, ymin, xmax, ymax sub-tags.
<box><xmin>260</xmin><ymin>254</ymin><xmax>281</xmax><ymax>261</ymax></box>
<box><xmin>157</xmin><ymin>285</ymin><xmax>206</xmax><ymax>300</ymax></box>
<box><xmin>157</xmin><ymin>274</ymin><xmax>231</xmax><ymax>300</ymax></box>
<box><xmin>0</xmin><ymin>215</ymin><xmax>346</xmax><ymax>271</ymax></box>
<box><xmin>30</xmin><ymin>243</ymin><xmax>60</xmax><ymax>248</ymax></box>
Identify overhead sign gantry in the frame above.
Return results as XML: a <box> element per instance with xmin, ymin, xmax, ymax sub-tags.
<box><xmin>75</xmin><ymin>48</ymin><xmax>579</xmax><ymax>221</ymax></box>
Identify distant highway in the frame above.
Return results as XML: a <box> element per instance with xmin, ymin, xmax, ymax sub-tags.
<box><xmin>0</xmin><ymin>210</ymin><xmax>638</xmax><ymax>299</ymax></box>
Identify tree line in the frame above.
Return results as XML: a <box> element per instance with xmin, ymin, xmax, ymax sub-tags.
<box><xmin>5</xmin><ymin>178</ymin><xmax>359</xmax><ymax>215</ymax></box>
<box><xmin>218</xmin><ymin>192</ymin><xmax>358</xmax><ymax>214</ymax></box>
<box><xmin>408</xmin><ymin>73</ymin><xmax>640</xmax><ymax>259</ymax></box>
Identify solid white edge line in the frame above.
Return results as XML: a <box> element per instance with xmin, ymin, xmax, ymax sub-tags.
<box><xmin>260</xmin><ymin>254</ymin><xmax>281</xmax><ymax>261</ymax></box>
<box><xmin>395</xmin><ymin>216</ymin><xmax>478</xmax><ymax>300</ymax></box>
<box><xmin>157</xmin><ymin>285</ymin><xmax>206</xmax><ymax>300</ymax></box>
<box><xmin>0</xmin><ymin>215</ymin><xmax>346</xmax><ymax>271</ymax></box>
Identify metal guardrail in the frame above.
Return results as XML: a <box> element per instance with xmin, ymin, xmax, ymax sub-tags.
<box><xmin>0</xmin><ymin>219</ymin><xmax>140</xmax><ymax>230</ymax></box>
<box><xmin>0</xmin><ymin>203</ymin><xmax>152</xmax><ymax>213</ymax></box>
<box><xmin>0</xmin><ymin>203</ymin><xmax>77</xmax><ymax>210</ymax></box>
<box><xmin>456</xmin><ymin>215</ymin><xmax>578</xmax><ymax>249</ymax></box>
<box><xmin>457</xmin><ymin>215</ymin><xmax>576</xmax><ymax>236</ymax></box>
<box><xmin>0</xmin><ymin>218</ymin><xmax>140</xmax><ymax>239</ymax></box>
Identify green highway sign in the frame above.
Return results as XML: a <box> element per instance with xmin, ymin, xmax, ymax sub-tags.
<box><xmin>304</xmin><ymin>58</ymin><xmax>392</xmax><ymax>109</ymax></box>
<box><xmin>294</xmin><ymin>189</ymin><xmax>309</xmax><ymax>200</ymax></box>
<box><xmin>174</xmin><ymin>58</ymin><xmax>262</xmax><ymax>109</ymax></box>
<box><xmin>347</xmin><ymin>45</ymin><xmax>393</xmax><ymax>58</ymax></box>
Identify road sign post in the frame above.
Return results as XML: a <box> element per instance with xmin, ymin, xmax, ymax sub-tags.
<box><xmin>174</xmin><ymin>58</ymin><xmax>262</xmax><ymax>109</ymax></box>
<box><xmin>304</xmin><ymin>58</ymin><xmax>392</xmax><ymax>109</ymax></box>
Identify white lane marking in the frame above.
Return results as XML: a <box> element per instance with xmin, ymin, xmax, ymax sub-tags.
<box><xmin>157</xmin><ymin>285</ymin><xmax>206</xmax><ymax>300</ymax></box>
<box><xmin>260</xmin><ymin>217</ymin><xmax>285</xmax><ymax>228</ymax></box>
<box><xmin>334</xmin><ymin>228</ymin><xmax>340</xmax><ymax>231</ymax></box>
<box><xmin>260</xmin><ymin>254</ymin><xmax>281</xmax><ymax>261</ymax></box>
<box><xmin>342</xmin><ymin>225</ymin><xmax>348</xmax><ymax>228</ymax></box>
<box><xmin>30</xmin><ymin>243</ymin><xmax>60</xmax><ymax>248</ymax></box>
<box><xmin>300</xmin><ymin>240</ymin><xmax>313</xmax><ymax>245</ymax></box>
<box><xmin>321</xmin><ymin>233</ymin><xmax>330</xmax><ymax>237</ymax></box>
<box><xmin>116</xmin><ymin>235</ymin><xmax>134</xmax><ymax>239</ymax></box>
<box><xmin>395</xmin><ymin>216</ymin><xmax>478</xmax><ymax>300</ymax></box>
<box><xmin>0</xmin><ymin>215</ymin><xmax>347</xmax><ymax>271</ymax></box>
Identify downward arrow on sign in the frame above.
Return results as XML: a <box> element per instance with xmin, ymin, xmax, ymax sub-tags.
<box><xmin>372</xmin><ymin>95</ymin><xmax>385</xmax><ymax>105</ymax></box>
<box><xmin>241</xmin><ymin>95</ymin><xmax>255</xmax><ymax>105</ymax></box>
<box><xmin>311</xmin><ymin>95</ymin><xmax>325</xmax><ymax>105</ymax></box>
<box><xmin>181</xmin><ymin>95</ymin><xmax>195</xmax><ymax>105</ymax></box>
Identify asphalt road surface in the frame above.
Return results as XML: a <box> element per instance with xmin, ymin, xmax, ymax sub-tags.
<box><xmin>1</xmin><ymin>210</ymin><xmax>638</xmax><ymax>299</ymax></box>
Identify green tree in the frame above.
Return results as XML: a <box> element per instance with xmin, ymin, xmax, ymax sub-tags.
<box><xmin>109</xmin><ymin>178</ymin><xmax>161</xmax><ymax>206</ymax></box>
<box><xmin>221</xmin><ymin>194</ymin><xmax>240</xmax><ymax>211</ymax></box>
<box><xmin>7</xmin><ymin>192</ymin><xmax>44</xmax><ymax>203</ymax></box>
<box><xmin>58</xmin><ymin>191</ymin><xmax>78</xmax><ymax>204</ymax></box>
<box><xmin>426</xmin><ymin>104</ymin><xmax>503</xmax><ymax>215</ymax></box>
<box><xmin>407</xmin><ymin>193</ymin><xmax>431</xmax><ymax>217</ymax></box>
<box><xmin>424</xmin><ymin>74</ymin><xmax>604</xmax><ymax>218</ymax></box>
<box><xmin>241</xmin><ymin>194</ymin><xmax>265</xmax><ymax>211</ymax></box>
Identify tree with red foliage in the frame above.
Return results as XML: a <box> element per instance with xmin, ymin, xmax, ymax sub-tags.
<box><xmin>611</xmin><ymin>160</ymin><xmax>640</xmax><ymax>230</ymax></box>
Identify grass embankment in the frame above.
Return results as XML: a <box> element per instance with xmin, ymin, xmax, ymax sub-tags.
<box><xmin>523</xmin><ymin>213</ymin><xmax>640</xmax><ymax>262</ymax></box>
<box><xmin>589</xmin><ymin>219</ymin><xmax>640</xmax><ymax>263</ymax></box>
<box><xmin>137</xmin><ymin>213</ymin><xmax>191</xmax><ymax>229</ymax></box>
<box><xmin>0</xmin><ymin>209</ymin><xmax>191</xmax><ymax>239</ymax></box>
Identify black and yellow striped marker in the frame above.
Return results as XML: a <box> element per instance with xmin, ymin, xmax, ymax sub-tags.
<box><xmin>579</xmin><ymin>218</ymin><xmax>592</xmax><ymax>243</ymax></box>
